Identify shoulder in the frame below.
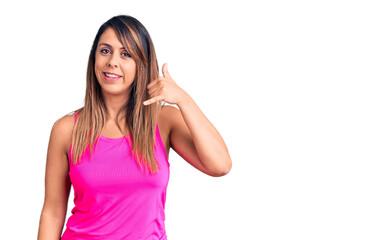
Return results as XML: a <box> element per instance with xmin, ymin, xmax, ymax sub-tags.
<box><xmin>157</xmin><ymin>105</ymin><xmax>181</xmax><ymax>148</ymax></box>
<box><xmin>160</xmin><ymin>104</ymin><xmax>180</xmax><ymax>117</ymax></box>
<box><xmin>50</xmin><ymin>112</ymin><xmax>76</xmax><ymax>156</ymax></box>
<box><xmin>159</xmin><ymin>104</ymin><xmax>180</xmax><ymax>132</ymax></box>
<box><xmin>52</xmin><ymin>112</ymin><xmax>76</xmax><ymax>133</ymax></box>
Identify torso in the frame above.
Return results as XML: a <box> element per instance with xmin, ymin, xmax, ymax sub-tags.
<box><xmin>65</xmin><ymin>106</ymin><xmax>171</xmax><ymax>161</ymax></box>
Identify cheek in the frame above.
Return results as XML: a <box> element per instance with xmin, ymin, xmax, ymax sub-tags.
<box><xmin>95</xmin><ymin>58</ymin><xmax>104</xmax><ymax>69</ymax></box>
<box><xmin>123</xmin><ymin>62</ymin><xmax>137</xmax><ymax>77</ymax></box>
<box><xmin>94</xmin><ymin>59</ymin><xmax>105</xmax><ymax>75</ymax></box>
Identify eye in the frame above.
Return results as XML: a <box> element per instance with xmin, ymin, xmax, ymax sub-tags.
<box><xmin>122</xmin><ymin>52</ymin><xmax>131</xmax><ymax>58</ymax></box>
<box><xmin>100</xmin><ymin>49</ymin><xmax>110</xmax><ymax>54</ymax></box>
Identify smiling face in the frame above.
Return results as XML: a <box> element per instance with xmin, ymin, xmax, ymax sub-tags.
<box><xmin>95</xmin><ymin>27</ymin><xmax>137</xmax><ymax>96</ymax></box>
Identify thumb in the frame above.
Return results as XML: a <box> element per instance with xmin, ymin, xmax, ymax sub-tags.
<box><xmin>162</xmin><ymin>63</ymin><xmax>171</xmax><ymax>79</ymax></box>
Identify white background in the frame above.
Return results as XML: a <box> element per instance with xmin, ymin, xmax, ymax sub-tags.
<box><xmin>0</xmin><ymin>0</ymin><xmax>390</xmax><ymax>239</ymax></box>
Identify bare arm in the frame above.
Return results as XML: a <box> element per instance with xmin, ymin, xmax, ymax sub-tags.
<box><xmin>37</xmin><ymin>115</ymin><xmax>73</xmax><ymax>240</ymax></box>
<box><xmin>169</xmin><ymin>93</ymin><xmax>232</xmax><ymax>177</ymax></box>
<box><xmin>144</xmin><ymin>63</ymin><xmax>232</xmax><ymax>177</ymax></box>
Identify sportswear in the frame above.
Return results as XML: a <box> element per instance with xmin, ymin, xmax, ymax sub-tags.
<box><xmin>61</xmin><ymin>111</ymin><xmax>170</xmax><ymax>240</ymax></box>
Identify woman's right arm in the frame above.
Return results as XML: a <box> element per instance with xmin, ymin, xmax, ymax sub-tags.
<box><xmin>37</xmin><ymin>115</ymin><xmax>73</xmax><ymax>240</ymax></box>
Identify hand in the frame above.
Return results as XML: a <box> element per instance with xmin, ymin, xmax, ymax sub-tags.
<box><xmin>143</xmin><ymin>63</ymin><xmax>188</xmax><ymax>106</ymax></box>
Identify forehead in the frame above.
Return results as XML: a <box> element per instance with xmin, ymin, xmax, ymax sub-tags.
<box><xmin>98</xmin><ymin>27</ymin><xmax>123</xmax><ymax>47</ymax></box>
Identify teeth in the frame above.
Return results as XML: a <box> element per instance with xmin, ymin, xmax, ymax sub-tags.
<box><xmin>104</xmin><ymin>73</ymin><xmax>120</xmax><ymax>78</ymax></box>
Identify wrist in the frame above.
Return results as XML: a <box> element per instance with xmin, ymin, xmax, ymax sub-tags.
<box><xmin>177</xmin><ymin>91</ymin><xmax>192</xmax><ymax>108</ymax></box>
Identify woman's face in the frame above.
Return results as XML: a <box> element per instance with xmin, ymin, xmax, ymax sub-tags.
<box><xmin>95</xmin><ymin>27</ymin><xmax>137</xmax><ymax>96</ymax></box>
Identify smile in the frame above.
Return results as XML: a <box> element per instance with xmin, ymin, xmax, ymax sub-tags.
<box><xmin>103</xmin><ymin>72</ymin><xmax>122</xmax><ymax>81</ymax></box>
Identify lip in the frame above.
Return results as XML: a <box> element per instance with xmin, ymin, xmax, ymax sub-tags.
<box><xmin>103</xmin><ymin>72</ymin><xmax>122</xmax><ymax>82</ymax></box>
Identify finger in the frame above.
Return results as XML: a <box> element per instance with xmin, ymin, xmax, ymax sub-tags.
<box><xmin>143</xmin><ymin>95</ymin><xmax>164</xmax><ymax>105</ymax></box>
<box><xmin>148</xmin><ymin>86</ymin><xmax>162</xmax><ymax>97</ymax></box>
<box><xmin>162</xmin><ymin>63</ymin><xmax>171</xmax><ymax>79</ymax></box>
<box><xmin>147</xmin><ymin>80</ymin><xmax>158</xmax><ymax>89</ymax></box>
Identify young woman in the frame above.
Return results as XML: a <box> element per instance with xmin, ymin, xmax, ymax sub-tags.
<box><xmin>37</xmin><ymin>15</ymin><xmax>232</xmax><ymax>240</ymax></box>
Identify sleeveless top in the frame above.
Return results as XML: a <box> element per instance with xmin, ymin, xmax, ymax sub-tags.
<box><xmin>61</xmin><ymin>111</ymin><xmax>170</xmax><ymax>240</ymax></box>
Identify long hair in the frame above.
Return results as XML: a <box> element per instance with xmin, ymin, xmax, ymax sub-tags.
<box><xmin>68</xmin><ymin>15</ymin><xmax>164</xmax><ymax>175</ymax></box>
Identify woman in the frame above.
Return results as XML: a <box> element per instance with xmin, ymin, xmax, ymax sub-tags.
<box><xmin>37</xmin><ymin>15</ymin><xmax>232</xmax><ymax>240</ymax></box>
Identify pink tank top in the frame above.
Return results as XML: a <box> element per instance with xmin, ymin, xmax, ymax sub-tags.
<box><xmin>61</xmin><ymin>111</ymin><xmax>170</xmax><ymax>240</ymax></box>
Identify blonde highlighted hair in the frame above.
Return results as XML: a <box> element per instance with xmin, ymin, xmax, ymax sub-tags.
<box><xmin>68</xmin><ymin>15</ymin><xmax>165</xmax><ymax>174</ymax></box>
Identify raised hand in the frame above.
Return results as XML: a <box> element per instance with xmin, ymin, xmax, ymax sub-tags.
<box><xmin>143</xmin><ymin>63</ymin><xmax>188</xmax><ymax>106</ymax></box>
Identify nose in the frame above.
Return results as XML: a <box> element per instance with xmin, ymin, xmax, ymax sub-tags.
<box><xmin>108</xmin><ymin>54</ymin><xmax>118</xmax><ymax>68</ymax></box>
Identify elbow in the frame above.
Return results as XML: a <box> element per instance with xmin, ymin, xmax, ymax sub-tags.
<box><xmin>210</xmin><ymin>158</ymin><xmax>232</xmax><ymax>177</ymax></box>
<box><xmin>211</xmin><ymin>168</ymin><xmax>230</xmax><ymax>177</ymax></box>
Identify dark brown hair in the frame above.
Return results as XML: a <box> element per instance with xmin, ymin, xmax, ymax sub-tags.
<box><xmin>69</xmin><ymin>15</ymin><xmax>164</xmax><ymax>174</ymax></box>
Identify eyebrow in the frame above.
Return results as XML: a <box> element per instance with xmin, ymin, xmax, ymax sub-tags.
<box><xmin>98</xmin><ymin>43</ymin><xmax>125</xmax><ymax>50</ymax></box>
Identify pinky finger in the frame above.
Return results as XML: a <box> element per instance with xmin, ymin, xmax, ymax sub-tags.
<box><xmin>143</xmin><ymin>96</ymin><xmax>162</xmax><ymax>105</ymax></box>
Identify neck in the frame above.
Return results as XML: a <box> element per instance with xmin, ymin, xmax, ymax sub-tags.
<box><xmin>102</xmin><ymin>93</ymin><xmax>129</xmax><ymax>121</ymax></box>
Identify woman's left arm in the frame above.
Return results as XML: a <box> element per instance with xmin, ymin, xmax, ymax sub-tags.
<box><xmin>143</xmin><ymin>63</ymin><xmax>232</xmax><ymax>176</ymax></box>
<box><xmin>175</xmin><ymin>91</ymin><xmax>232</xmax><ymax>176</ymax></box>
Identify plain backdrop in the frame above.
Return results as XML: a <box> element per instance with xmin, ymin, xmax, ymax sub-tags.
<box><xmin>0</xmin><ymin>0</ymin><xmax>390</xmax><ymax>239</ymax></box>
